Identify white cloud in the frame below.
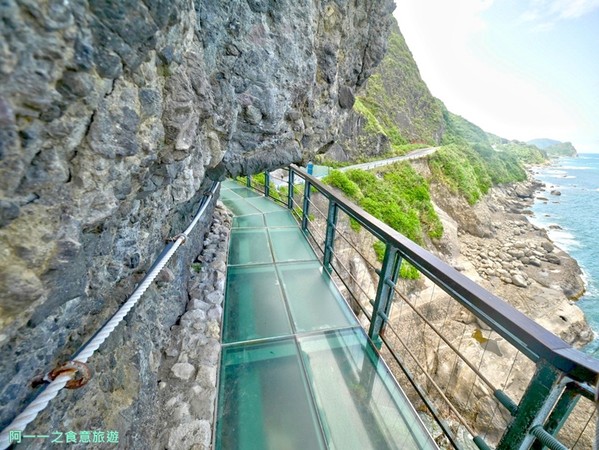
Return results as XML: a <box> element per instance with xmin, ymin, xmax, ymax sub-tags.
<box><xmin>522</xmin><ymin>0</ymin><xmax>599</xmax><ymax>24</ymax></box>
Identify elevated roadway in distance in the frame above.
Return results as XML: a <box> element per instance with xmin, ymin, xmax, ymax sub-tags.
<box><xmin>270</xmin><ymin>146</ymin><xmax>439</xmax><ymax>186</ymax></box>
<box><xmin>338</xmin><ymin>146</ymin><xmax>438</xmax><ymax>172</ymax></box>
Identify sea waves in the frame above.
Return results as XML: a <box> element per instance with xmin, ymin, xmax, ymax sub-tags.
<box><xmin>546</xmin><ymin>229</ymin><xmax>581</xmax><ymax>252</ymax></box>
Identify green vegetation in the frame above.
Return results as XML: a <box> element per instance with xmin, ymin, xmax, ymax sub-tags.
<box><xmin>527</xmin><ymin>138</ymin><xmax>560</xmax><ymax>150</ymax></box>
<box><xmin>429</xmin><ymin>144</ymin><xmax>490</xmax><ymax>204</ymax></box>
<box><xmin>429</xmin><ymin>143</ymin><xmax>528</xmax><ymax>205</ymax></box>
<box><xmin>429</xmin><ymin>110</ymin><xmax>533</xmax><ymax>204</ymax></box>
<box><xmin>322</xmin><ymin>170</ymin><xmax>363</xmax><ymax>201</ymax></box>
<box><xmin>441</xmin><ymin>109</ymin><xmax>490</xmax><ymax>148</ymax></box>
<box><xmin>353</xmin><ymin>97</ymin><xmax>388</xmax><ymax>138</ymax></box>
<box><xmin>474</xmin><ymin>145</ymin><xmax>528</xmax><ymax>184</ymax></box>
<box><xmin>545</xmin><ymin>142</ymin><xmax>577</xmax><ymax>158</ymax></box>
<box><xmin>323</xmin><ymin>163</ymin><xmax>443</xmax><ymax>246</ymax></box>
<box><xmin>354</xmin><ymin>97</ymin><xmax>409</xmax><ymax>152</ymax></box>
<box><xmin>527</xmin><ymin>139</ymin><xmax>577</xmax><ymax>157</ymax></box>
<box><xmin>400</xmin><ymin>262</ymin><xmax>420</xmax><ymax>279</ymax></box>
<box><xmin>545</xmin><ymin>142</ymin><xmax>577</xmax><ymax>157</ymax></box>
<box><xmin>495</xmin><ymin>142</ymin><xmax>547</xmax><ymax>164</ymax></box>
<box><xmin>373</xmin><ymin>241</ymin><xmax>385</xmax><ymax>261</ymax></box>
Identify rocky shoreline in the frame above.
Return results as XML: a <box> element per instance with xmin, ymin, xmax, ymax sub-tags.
<box><xmin>435</xmin><ymin>172</ymin><xmax>592</xmax><ymax>347</ymax></box>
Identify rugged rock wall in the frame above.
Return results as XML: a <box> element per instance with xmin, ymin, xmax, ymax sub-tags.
<box><xmin>0</xmin><ymin>0</ymin><xmax>394</xmax><ymax>445</ymax></box>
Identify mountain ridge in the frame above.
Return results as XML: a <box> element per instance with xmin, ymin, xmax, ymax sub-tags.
<box><xmin>528</xmin><ymin>138</ymin><xmax>578</xmax><ymax>157</ymax></box>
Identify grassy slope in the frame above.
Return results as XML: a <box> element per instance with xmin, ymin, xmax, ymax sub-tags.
<box><xmin>430</xmin><ymin>110</ymin><xmax>541</xmax><ymax>204</ymax></box>
<box><xmin>544</xmin><ymin>142</ymin><xmax>578</xmax><ymax>157</ymax></box>
<box><xmin>528</xmin><ymin>139</ymin><xmax>577</xmax><ymax>157</ymax></box>
<box><xmin>323</xmin><ymin>163</ymin><xmax>443</xmax><ymax>245</ymax></box>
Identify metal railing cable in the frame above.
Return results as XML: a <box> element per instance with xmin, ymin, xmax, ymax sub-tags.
<box><xmin>390</xmin><ymin>284</ymin><xmax>504</xmax><ymax>398</ymax></box>
<box><xmin>0</xmin><ymin>181</ymin><xmax>220</xmax><ymax>450</ymax></box>
<box><xmin>303</xmin><ymin>195</ymin><xmax>328</xmax><ymax>220</ymax></box>
<box><xmin>329</xmin><ymin>261</ymin><xmax>373</xmax><ymax>321</ymax></box>
<box><xmin>329</xmin><ymin>253</ymin><xmax>376</xmax><ymax>305</ymax></box>
<box><xmin>330</xmin><ymin>223</ymin><xmax>380</xmax><ymax>273</ymax></box>
<box><xmin>381</xmin><ymin>319</ymin><xmax>484</xmax><ymax>440</ymax></box>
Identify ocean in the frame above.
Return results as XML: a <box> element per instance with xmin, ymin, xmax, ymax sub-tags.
<box><xmin>529</xmin><ymin>153</ymin><xmax>599</xmax><ymax>355</ymax></box>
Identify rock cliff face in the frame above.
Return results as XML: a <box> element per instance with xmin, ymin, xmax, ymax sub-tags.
<box><xmin>0</xmin><ymin>0</ymin><xmax>394</xmax><ymax>445</ymax></box>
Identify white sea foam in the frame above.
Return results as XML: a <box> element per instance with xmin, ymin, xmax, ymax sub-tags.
<box><xmin>547</xmin><ymin>229</ymin><xmax>581</xmax><ymax>251</ymax></box>
<box><xmin>559</xmin><ymin>165</ymin><xmax>593</xmax><ymax>170</ymax></box>
<box><xmin>546</xmin><ymin>169</ymin><xmax>567</xmax><ymax>175</ymax></box>
<box><xmin>579</xmin><ymin>267</ymin><xmax>596</xmax><ymax>294</ymax></box>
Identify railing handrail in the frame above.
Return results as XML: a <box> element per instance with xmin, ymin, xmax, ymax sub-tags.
<box><xmin>289</xmin><ymin>164</ymin><xmax>599</xmax><ymax>384</ymax></box>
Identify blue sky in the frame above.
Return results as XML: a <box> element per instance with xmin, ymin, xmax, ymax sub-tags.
<box><xmin>394</xmin><ymin>0</ymin><xmax>599</xmax><ymax>153</ymax></box>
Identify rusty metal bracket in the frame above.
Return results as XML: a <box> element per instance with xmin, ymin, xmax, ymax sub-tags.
<box><xmin>31</xmin><ymin>361</ymin><xmax>92</xmax><ymax>390</ymax></box>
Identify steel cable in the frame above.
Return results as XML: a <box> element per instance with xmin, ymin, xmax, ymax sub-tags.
<box><xmin>0</xmin><ymin>182</ymin><xmax>219</xmax><ymax>449</ymax></box>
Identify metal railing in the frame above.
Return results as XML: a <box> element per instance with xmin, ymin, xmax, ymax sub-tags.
<box><xmin>239</xmin><ymin>165</ymin><xmax>599</xmax><ymax>450</ymax></box>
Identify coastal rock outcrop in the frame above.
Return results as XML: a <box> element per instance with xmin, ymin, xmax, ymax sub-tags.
<box><xmin>323</xmin><ymin>163</ymin><xmax>592</xmax><ymax>444</ymax></box>
<box><xmin>0</xmin><ymin>1</ymin><xmax>394</xmax><ymax>445</ymax></box>
<box><xmin>378</xmin><ymin>176</ymin><xmax>590</xmax><ymax>445</ymax></box>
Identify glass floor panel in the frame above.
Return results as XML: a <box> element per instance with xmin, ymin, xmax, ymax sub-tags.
<box><xmin>220</xmin><ymin>188</ymin><xmax>242</xmax><ymax>201</ymax></box>
<box><xmin>221</xmin><ymin>179</ymin><xmax>243</xmax><ymax>189</ymax></box>
<box><xmin>277</xmin><ymin>261</ymin><xmax>358</xmax><ymax>332</ymax></box>
<box><xmin>223</xmin><ymin>265</ymin><xmax>292</xmax><ymax>343</ymax></box>
<box><xmin>222</xmin><ymin>198</ymin><xmax>262</xmax><ymax>216</ymax></box>
<box><xmin>233</xmin><ymin>215</ymin><xmax>265</xmax><ymax>228</ymax></box>
<box><xmin>216</xmin><ymin>339</ymin><xmax>326</xmax><ymax>450</ymax></box>
<box><xmin>268</xmin><ymin>228</ymin><xmax>318</xmax><ymax>262</ymax></box>
<box><xmin>299</xmin><ymin>328</ymin><xmax>437</xmax><ymax>450</ymax></box>
<box><xmin>219</xmin><ymin>179</ymin><xmax>438</xmax><ymax>450</ymax></box>
<box><xmin>245</xmin><ymin>196</ymin><xmax>285</xmax><ymax>213</ymax></box>
<box><xmin>264</xmin><ymin>210</ymin><xmax>297</xmax><ymax>227</ymax></box>
<box><xmin>228</xmin><ymin>229</ymin><xmax>273</xmax><ymax>265</ymax></box>
<box><xmin>228</xmin><ymin>187</ymin><xmax>263</xmax><ymax>198</ymax></box>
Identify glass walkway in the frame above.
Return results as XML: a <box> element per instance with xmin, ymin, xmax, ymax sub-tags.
<box><xmin>216</xmin><ymin>180</ymin><xmax>437</xmax><ymax>450</ymax></box>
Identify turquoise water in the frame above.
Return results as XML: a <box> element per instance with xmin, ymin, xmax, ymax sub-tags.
<box><xmin>530</xmin><ymin>154</ymin><xmax>599</xmax><ymax>354</ymax></box>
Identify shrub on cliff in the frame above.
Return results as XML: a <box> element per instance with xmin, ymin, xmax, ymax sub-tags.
<box><xmin>324</xmin><ymin>163</ymin><xmax>443</xmax><ymax>245</ymax></box>
<box><xmin>496</xmin><ymin>142</ymin><xmax>547</xmax><ymax>164</ymax></box>
<box><xmin>430</xmin><ymin>143</ymin><xmax>528</xmax><ymax>204</ymax></box>
<box><xmin>323</xmin><ymin>170</ymin><xmax>363</xmax><ymax>201</ymax></box>
<box><xmin>429</xmin><ymin>144</ymin><xmax>490</xmax><ymax>204</ymax></box>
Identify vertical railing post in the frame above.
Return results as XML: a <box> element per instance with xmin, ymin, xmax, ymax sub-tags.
<box><xmin>301</xmin><ymin>180</ymin><xmax>311</xmax><ymax>232</ymax></box>
<box><xmin>498</xmin><ymin>361</ymin><xmax>562</xmax><ymax>450</ymax></box>
<box><xmin>368</xmin><ymin>244</ymin><xmax>401</xmax><ymax>349</ymax></box>
<box><xmin>323</xmin><ymin>200</ymin><xmax>338</xmax><ymax>273</ymax></box>
<box><xmin>287</xmin><ymin>169</ymin><xmax>295</xmax><ymax>210</ymax></box>
<box><xmin>246</xmin><ymin>175</ymin><xmax>251</xmax><ymax>188</ymax></box>
<box><xmin>264</xmin><ymin>172</ymin><xmax>270</xmax><ymax>198</ymax></box>
<box><xmin>531</xmin><ymin>387</ymin><xmax>579</xmax><ymax>449</ymax></box>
